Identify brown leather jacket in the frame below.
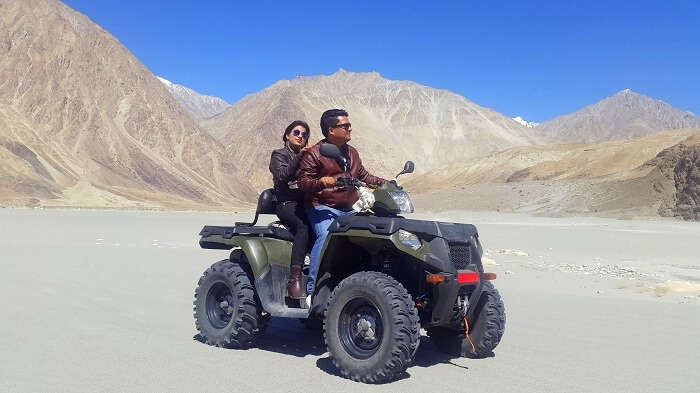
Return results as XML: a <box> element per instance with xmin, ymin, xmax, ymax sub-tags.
<box><xmin>296</xmin><ymin>140</ymin><xmax>386</xmax><ymax>209</ymax></box>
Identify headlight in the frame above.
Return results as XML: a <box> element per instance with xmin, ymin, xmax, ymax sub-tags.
<box><xmin>389</xmin><ymin>191</ymin><xmax>414</xmax><ymax>213</ymax></box>
<box><xmin>398</xmin><ymin>229</ymin><xmax>421</xmax><ymax>250</ymax></box>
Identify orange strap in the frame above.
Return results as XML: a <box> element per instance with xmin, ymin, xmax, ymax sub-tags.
<box><xmin>464</xmin><ymin>316</ymin><xmax>475</xmax><ymax>353</ymax></box>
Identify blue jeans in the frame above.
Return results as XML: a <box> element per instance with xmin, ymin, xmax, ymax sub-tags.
<box><xmin>306</xmin><ymin>205</ymin><xmax>354</xmax><ymax>294</ymax></box>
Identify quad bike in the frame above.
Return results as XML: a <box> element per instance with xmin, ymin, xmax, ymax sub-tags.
<box><xmin>194</xmin><ymin>144</ymin><xmax>506</xmax><ymax>383</ymax></box>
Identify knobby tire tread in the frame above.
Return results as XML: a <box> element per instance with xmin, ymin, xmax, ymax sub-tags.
<box><xmin>193</xmin><ymin>259</ymin><xmax>264</xmax><ymax>348</ymax></box>
<box><xmin>427</xmin><ymin>281</ymin><xmax>505</xmax><ymax>358</ymax></box>
<box><xmin>324</xmin><ymin>271</ymin><xmax>420</xmax><ymax>384</ymax></box>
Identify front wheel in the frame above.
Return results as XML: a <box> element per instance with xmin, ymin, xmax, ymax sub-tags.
<box><xmin>427</xmin><ymin>281</ymin><xmax>506</xmax><ymax>358</ymax></box>
<box><xmin>324</xmin><ymin>271</ymin><xmax>420</xmax><ymax>383</ymax></box>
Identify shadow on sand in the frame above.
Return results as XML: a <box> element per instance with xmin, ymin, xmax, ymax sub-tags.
<box><xmin>315</xmin><ymin>356</ymin><xmax>412</xmax><ymax>383</ymax></box>
<box><xmin>194</xmin><ymin>320</ymin><xmax>492</xmax><ymax>379</ymax></box>
<box><xmin>193</xmin><ymin>317</ymin><xmax>326</xmax><ymax>357</ymax></box>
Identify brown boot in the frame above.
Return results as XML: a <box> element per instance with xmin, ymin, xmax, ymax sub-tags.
<box><xmin>287</xmin><ymin>266</ymin><xmax>305</xmax><ymax>299</ymax></box>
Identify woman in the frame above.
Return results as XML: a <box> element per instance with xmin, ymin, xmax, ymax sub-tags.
<box><xmin>269</xmin><ymin>120</ymin><xmax>311</xmax><ymax>299</ymax></box>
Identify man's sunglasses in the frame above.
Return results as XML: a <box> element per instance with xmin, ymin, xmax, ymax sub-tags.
<box><xmin>292</xmin><ymin>129</ymin><xmax>310</xmax><ymax>138</ymax></box>
<box><xmin>333</xmin><ymin>123</ymin><xmax>352</xmax><ymax>131</ymax></box>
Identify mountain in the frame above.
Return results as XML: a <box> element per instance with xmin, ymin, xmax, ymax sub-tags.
<box><xmin>202</xmin><ymin>69</ymin><xmax>539</xmax><ymax>189</ymax></box>
<box><xmin>3</xmin><ymin>0</ymin><xmax>695</xmax><ymax>218</ymax></box>
<box><xmin>512</xmin><ymin>116</ymin><xmax>539</xmax><ymax>128</ymax></box>
<box><xmin>406</xmin><ymin>129</ymin><xmax>696</xmax><ymax>191</ymax></box>
<box><xmin>646</xmin><ymin>133</ymin><xmax>700</xmax><ymax>220</ymax></box>
<box><xmin>0</xmin><ymin>0</ymin><xmax>255</xmax><ymax>208</ymax></box>
<box><xmin>405</xmin><ymin>128</ymin><xmax>700</xmax><ymax>219</ymax></box>
<box><xmin>537</xmin><ymin>89</ymin><xmax>700</xmax><ymax>143</ymax></box>
<box><xmin>157</xmin><ymin>76</ymin><xmax>230</xmax><ymax>120</ymax></box>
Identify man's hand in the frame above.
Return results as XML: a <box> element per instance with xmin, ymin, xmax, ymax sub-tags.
<box><xmin>319</xmin><ymin>176</ymin><xmax>336</xmax><ymax>188</ymax></box>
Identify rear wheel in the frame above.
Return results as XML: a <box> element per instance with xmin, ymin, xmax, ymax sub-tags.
<box><xmin>324</xmin><ymin>271</ymin><xmax>420</xmax><ymax>383</ymax></box>
<box><xmin>193</xmin><ymin>259</ymin><xmax>265</xmax><ymax>348</ymax></box>
<box><xmin>427</xmin><ymin>281</ymin><xmax>506</xmax><ymax>358</ymax></box>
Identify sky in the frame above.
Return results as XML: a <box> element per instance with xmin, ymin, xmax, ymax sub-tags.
<box><xmin>62</xmin><ymin>0</ymin><xmax>700</xmax><ymax>122</ymax></box>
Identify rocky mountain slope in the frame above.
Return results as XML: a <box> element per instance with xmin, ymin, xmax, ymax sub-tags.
<box><xmin>405</xmin><ymin>130</ymin><xmax>694</xmax><ymax>191</ymax></box>
<box><xmin>536</xmin><ymin>89</ymin><xmax>700</xmax><ymax>143</ymax></box>
<box><xmin>406</xmin><ymin>129</ymin><xmax>700</xmax><ymax>218</ymax></box>
<box><xmin>157</xmin><ymin>77</ymin><xmax>230</xmax><ymax>120</ymax></box>
<box><xmin>0</xmin><ymin>0</ymin><xmax>255</xmax><ymax>208</ymax></box>
<box><xmin>1</xmin><ymin>0</ymin><xmax>697</xmax><ymax>220</ymax></box>
<box><xmin>646</xmin><ymin>134</ymin><xmax>700</xmax><ymax>220</ymax></box>
<box><xmin>202</xmin><ymin>70</ymin><xmax>539</xmax><ymax>189</ymax></box>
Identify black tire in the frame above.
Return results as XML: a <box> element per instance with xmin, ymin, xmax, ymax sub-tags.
<box><xmin>427</xmin><ymin>281</ymin><xmax>505</xmax><ymax>358</ymax></box>
<box><xmin>324</xmin><ymin>271</ymin><xmax>420</xmax><ymax>383</ymax></box>
<box><xmin>193</xmin><ymin>259</ymin><xmax>265</xmax><ymax>348</ymax></box>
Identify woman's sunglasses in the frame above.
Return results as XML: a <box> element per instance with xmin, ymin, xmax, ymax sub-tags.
<box><xmin>292</xmin><ymin>129</ymin><xmax>309</xmax><ymax>138</ymax></box>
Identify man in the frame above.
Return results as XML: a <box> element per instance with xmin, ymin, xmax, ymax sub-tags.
<box><xmin>296</xmin><ymin>109</ymin><xmax>386</xmax><ymax>296</ymax></box>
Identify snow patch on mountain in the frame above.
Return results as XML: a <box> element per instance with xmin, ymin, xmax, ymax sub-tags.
<box><xmin>156</xmin><ymin>76</ymin><xmax>230</xmax><ymax>120</ymax></box>
<box><xmin>156</xmin><ymin>76</ymin><xmax>173</xmax><ymax>87</ymax></box>
<box><xmin>512</xmin><ymin>116</ymin><xmax>540</xmax><ymax>128</ymax></box>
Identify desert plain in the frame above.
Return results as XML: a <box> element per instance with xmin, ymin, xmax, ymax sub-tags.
<box><xmin>1</xmin><ymin>208</ymin><xmax>698</xmax><ymax>393</ymax></box>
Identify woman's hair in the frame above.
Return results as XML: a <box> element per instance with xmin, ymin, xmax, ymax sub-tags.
<box><xmin>283</xmin><ymin>120</ymin><xmax>311</xmax><ymax>146</ymax></box>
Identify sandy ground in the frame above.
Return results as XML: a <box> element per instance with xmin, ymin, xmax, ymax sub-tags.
<box><xmin>410</xmin><ymin>179</ymin><xmax>672</xmax><ymax>219</ymax></box>
<box><xmin>1</xmin><ymin>208</ymin><xmax>699</xmax><ymax>393</ymax></box>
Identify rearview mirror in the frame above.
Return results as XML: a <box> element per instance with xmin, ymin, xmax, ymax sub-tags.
<box><xmin>320</xmin><ymin>143</ymin><xmax>347</xmax><ymax>172</ymax></box>
<box><xmin>320</xmin><ymin>143</ymin><xmax>342</xmax><ymax>159</ymax></box>
<box><xmin>396</xmin><ymin>161</ymin><xmax>415</xmax><ymax>178</ymax></box>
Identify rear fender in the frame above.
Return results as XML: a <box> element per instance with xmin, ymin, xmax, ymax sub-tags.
<box><xmin>232</xmin><ymin>237</ymin><xmax>292</xmax><ymax>280</ymax></box>
<box><xmin>199</xmin><ymin>233</ymin><xmax>235</xmax><ymax>250</ymax></box>
<box><xmin>231</xmin><ymin>242</ymin><xmax>308</xmax><ymax>318</ymax></box>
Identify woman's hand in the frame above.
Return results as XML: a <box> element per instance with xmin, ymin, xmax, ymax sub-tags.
<box><xmin>298</xmin><ymin>146</ymin><xmax>312</xmax><ymax>156</ymax></box>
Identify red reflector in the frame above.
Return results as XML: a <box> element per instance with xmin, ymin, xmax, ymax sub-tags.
<box><xmin>457</xmin><ymin>272</ymin><xmax>479</xmax><ymax>283</ymax></box>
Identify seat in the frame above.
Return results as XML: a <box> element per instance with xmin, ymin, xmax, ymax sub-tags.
<box><xmin>267</xmin><ymin>222</ymin><xmax>294</xmax><ymax>241</ymax></box>
<box><xmin>226</xmin><ymin>189</ymin><xmax>293</xmax><ymax>241</ymax></box>
<box><xmin>236</xmin><ymin>189</ymin><xmax>276</xmax><ymax>227</ymax></box>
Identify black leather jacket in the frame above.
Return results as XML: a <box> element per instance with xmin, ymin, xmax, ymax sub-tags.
<box><xmin>269</xmin><ymin>142</ymin><xmax>304</xmax><ymax>202</ymax></box>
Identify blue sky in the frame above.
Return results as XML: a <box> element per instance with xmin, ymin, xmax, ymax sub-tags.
<box><xmin>63</xmin><ymin>0</ymin><xmax>699</xmax><ymax>122</ymax></box>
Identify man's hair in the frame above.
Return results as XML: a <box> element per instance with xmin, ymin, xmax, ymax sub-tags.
<box><xmin>320</xmin><ymin>109</ymin><xmax>349</xmax><ymax>137</ymax></box>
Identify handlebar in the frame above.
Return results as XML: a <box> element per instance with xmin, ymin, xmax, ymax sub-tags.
<box><xmin>335</xmin><ymin>177</ymin><xmax>385</xmax><ymax>190</ymax></box>
<box><xmin>335</xmin><ymin>177</ymin><xmax>364</xmax><ymax>189</ymax></box>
